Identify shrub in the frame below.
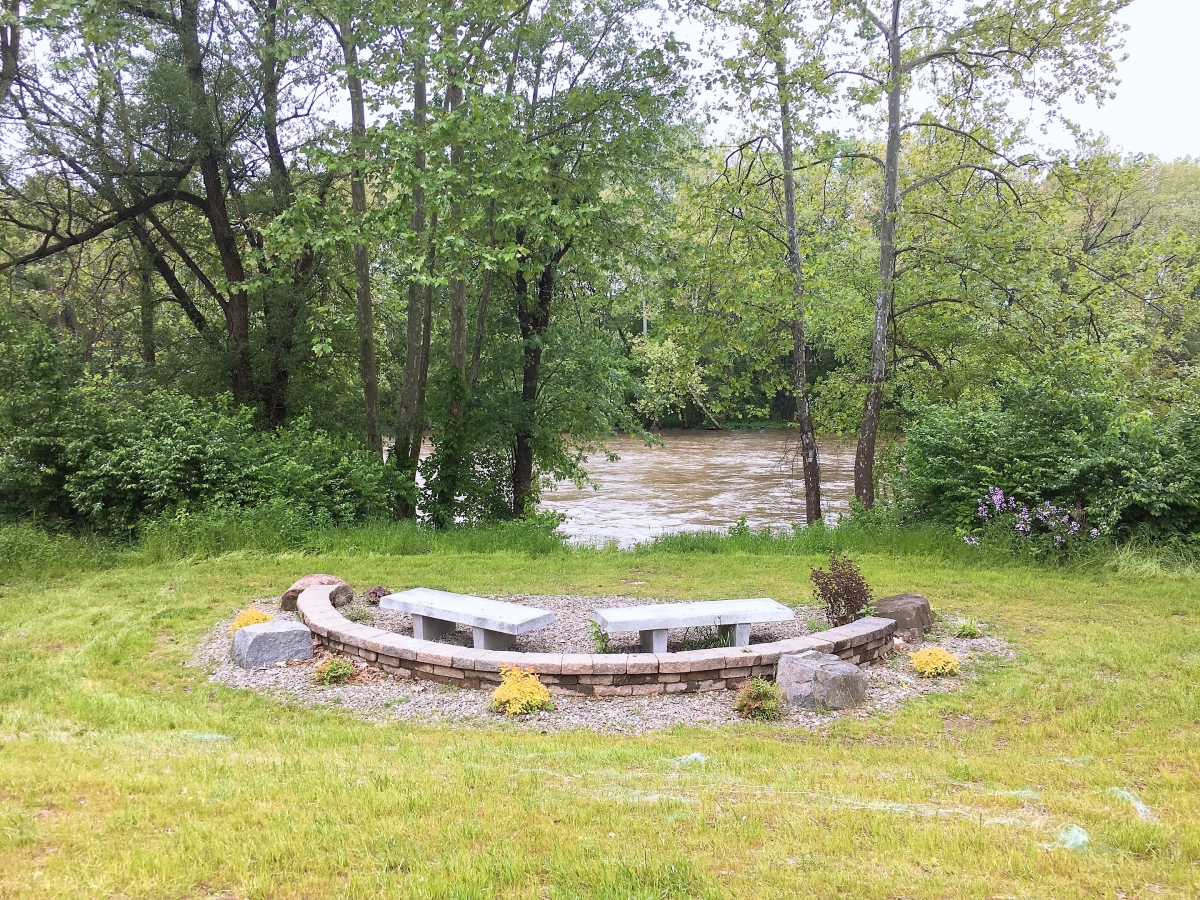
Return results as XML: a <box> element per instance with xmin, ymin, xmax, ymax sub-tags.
<box><xmin>953</xmin><ymin>618</ymin><xmax>982</xmax><ymax>639</ymax></box>
<box><xmin>810</xmin><ymin>552</ymin><xmax>874</xmax><ymax>626</ymax></box>
<box><xmin>588</xmin><ymin>619</ymin><xmax>611</xmax><ymax>653</ymax></box>
<box><xmin>230</xmin><ymin>609</ymin><xmax>273</xmax><ymax>636</ymax></box>
<box><xmin>910</xmin><ymin>647</ymin><xmax>960</xmax><ymax>677</ymax></box>
<box><xmin>313</xmin><ymin>658</ymin><xmax>355</xmax><ymax>686</ymax></box>
<box><xmin>733</xmin><ymin>677</ymin><xmax>784</xmax><ymax>721</ymax></box>
<box><xmin>899</xmin><ymin>371</ymin><xmax>1200</xmax><ymax>540</ymax></box>
<box><xmin>491</xmin><ymin>665</ymin><xmax>554</xmax><ymax>715</ymax></box>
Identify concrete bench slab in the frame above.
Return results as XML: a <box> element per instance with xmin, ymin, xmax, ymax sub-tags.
<box><xmin>380</xmin><ymin>588</ymin><xmax>556</xmax><ymax>651</ymax></box>
<box><xmin>591</xmin><ymin>598</ymin><xmax>793</xmax><ymax>654</ymax></box>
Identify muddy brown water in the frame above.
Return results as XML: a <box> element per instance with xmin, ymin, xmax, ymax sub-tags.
<box><xmin>540</xmin><ymin>430</ymin><xmax>856</xmax><ymax>546</ymax></box>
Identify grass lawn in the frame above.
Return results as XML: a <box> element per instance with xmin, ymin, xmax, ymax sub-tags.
<box><xmin>0</xmin><ymin>542</ymin><xmax>1197</xmax><ymax>898</ymax></box>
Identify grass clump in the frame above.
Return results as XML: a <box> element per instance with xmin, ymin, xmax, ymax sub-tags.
<box><xmin>954</xmin><ymin>617</ymin><xmax>982</xmax><ymax>638</ymax></box>
<box><xmin>492</xmin><ymin>665</ymin><xmax>554</xmax><ymax>715</ymax></box>
<box><xmin>313</xmin><ymin>658</ymin><xmax>355</xmax><ymax>686</ymax></box>
<box><xmin>733</xmin><ymin>677</ymin><xmax>784</xmax><ymax>721</ymax></box>
<box><xmin>910</xmin><ymin>647</ymin><xmax>960</xmax><ymax>677</ymax></box>
<box><xmin>229</xmin><ymin>608</ymin><xmax>273</xmax><ymax>636</ymax></box>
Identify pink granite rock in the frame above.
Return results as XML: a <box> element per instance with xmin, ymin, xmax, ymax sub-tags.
<box><xmin>281</xmin><ymin>574</ymin><xmax>352</xmax><ymax>611</ymax></box>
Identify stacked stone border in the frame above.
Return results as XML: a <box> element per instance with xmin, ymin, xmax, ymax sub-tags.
<box><xmin>297</xmin><ymin>587</ymin><xmax>896</xmax><ymax>696</ymax></box>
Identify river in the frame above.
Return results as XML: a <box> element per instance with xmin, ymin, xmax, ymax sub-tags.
<box><xmin>540</xmin><ymin>430</ymin><xmax>856</xmax><ymax>546</ymax></box>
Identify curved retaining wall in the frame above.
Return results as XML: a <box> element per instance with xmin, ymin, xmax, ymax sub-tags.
<box><xmin>297</xmin><ymin>587</ymin><xmax>896</xmax><ymax>696</ymax></box>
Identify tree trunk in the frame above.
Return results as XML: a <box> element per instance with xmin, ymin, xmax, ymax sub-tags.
<box><xmin>178</xmin><ymin>0</ymin><xmax>252</xmax><ymax>405</ymax></box>
<box><xmin>338</xmin><ymin>18</ymin><xmax>382</xmax><ymax>456</ymax></box>
<box><xmin>395</xmin><ymin>52</ymin><xmax>428</xmax><ymax>519</ymax></box>
<box><xmin>512</xmin><ymin>267</ymin><xmax>550</xmax><ymax>518</ymax></box>
<box><xmin>854</xmin><ymin>0</ymin><xmax>902</xmax><ymax>509</ymax></box>
<box><xmin>138</xmin><ymin>253</ymin><xmax>155</xmax><ymax>366</ymax></box>
<box><xmin>775</xmin><ymin>52</ymin><xmax>822</xmax><ymax>526</ymax></box>
<box><xmin>0</xmin><ymin>0</ymin><xmax>19</xmax><ymax>106</ymax></box>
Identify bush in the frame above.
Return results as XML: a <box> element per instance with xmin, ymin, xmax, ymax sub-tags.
<box><xmin>733</xmin><ymin>677</ymin><xmax>784</xmax><ymax>721</ymax></box>
<box><xmin>0</xmin><ymin>370</ymin><xmax>401</xmax><ymax>537</ymax></box>
<box><xmin>491</xmin><ymin>666</ymin><xmax>554</xmax><ymax>715</ymax></box>
<box><xmin>910</xmin><ymin>647</ymin><xmax>959</xmax><ymax>677</ymax></box>
<box><xmin>899</xmin><ymin>372</ymin><xmax>1200</xmax><ymax>540</ymax></box>
<box><xmin>314</xmin><ymin>658</ymin><xmax>355</xmax><ymax>686</ymax></box>
<box><xmin>809</xmin><ymin>552</ymin><xmax>874</xmax><ymax>626</ymax></box>
<box><xmin>230</xmin><ymin>609</ymin><xmax>273</xmax><ymax>636</ymax></box>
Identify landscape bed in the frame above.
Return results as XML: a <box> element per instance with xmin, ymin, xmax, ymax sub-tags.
<box><xmin>0</xmin><ymin>542</ymin><xmax>1197</xmax><ymax>898</ymax></box>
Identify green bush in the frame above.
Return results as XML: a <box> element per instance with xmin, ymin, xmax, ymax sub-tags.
<box><xmin>899</xmin><ymin>373</ymin><xmax>1200</xmax><ymax>540</ymax></box>
<box><xmin>0</xmin><ymin>344</ymin><xmax>401</xmax><ymax>537</ymax></box>
<box><xmin>733</xmin><ymin>677</ymin><xmax>784</xmax><ymax>721</ymax></box>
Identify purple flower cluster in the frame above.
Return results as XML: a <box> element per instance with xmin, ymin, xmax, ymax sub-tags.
<box><xmin>964</xmin><ymin>487</ymin><xmax>1101</xmax><ymax>549</ymax></box>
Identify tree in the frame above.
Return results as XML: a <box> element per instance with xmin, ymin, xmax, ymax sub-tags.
<box><xmin>829</xmin><ymin>0</ymin><xmax>1129</xmax><ymax>506</ymax></box>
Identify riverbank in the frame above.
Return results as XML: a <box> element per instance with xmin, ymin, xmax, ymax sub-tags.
<box><xmin>0</xmin><ymin>536</ymin><xmax>1196</xmax><ymax>897</ymax></box>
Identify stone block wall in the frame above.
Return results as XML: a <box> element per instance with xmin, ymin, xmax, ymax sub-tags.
<box><xmin>297</xmin><ymin>587</ymin><xmax>896</xmax><ymax>695</ymax></box>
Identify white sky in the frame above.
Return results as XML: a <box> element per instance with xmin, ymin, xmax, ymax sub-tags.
<box><xmin>1062</xmin><ymin>0</ymin><xmax>1200</xmax><ymax>160</ymax></box>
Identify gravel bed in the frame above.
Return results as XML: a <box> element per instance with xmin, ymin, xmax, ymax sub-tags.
<box><xmin>192</xmin><ymin>595</ymin><xmax>1017</xmax><ymax>734</ymax></box>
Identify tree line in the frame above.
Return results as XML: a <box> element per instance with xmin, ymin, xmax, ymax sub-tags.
<box><xmin>2</xmin><ymin>0</ymin><xmax>1196</xmax><ymax>536</ymax></box>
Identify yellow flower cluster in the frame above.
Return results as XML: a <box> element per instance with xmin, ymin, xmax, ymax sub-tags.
<box><xmin>910</xmin><ymin>647</ymin><xmax>960</xmax><ymax>677</ymax></box>
<box><xmin>492</xmin><ymin>665</ymin><xmax>554</xmax><ymax>716</ymax></box>
<box><xmin>230</xmin><ymin>608</ymin><xmax>273</xmax><ymax>636</ymax></box>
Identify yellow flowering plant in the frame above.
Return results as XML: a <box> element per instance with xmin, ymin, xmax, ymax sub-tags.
<box><xmin>230</xmin><ymin>608</ymin><xmax>273</xmax><ymax>636</ymax></box>
<box><xmin>910</xmin><ymin>647</ymin><xmax>960</xmax><ymax>677</ymax></box>
<box><xmin>492</xmin><ymin>665</ymin><xmax>554</xmax><ymax>715</ymax></box>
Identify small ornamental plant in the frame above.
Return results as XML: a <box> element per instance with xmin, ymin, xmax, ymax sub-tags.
<box><xmin>230</xmin><ymin>608</ymin><xmax>273</xmax><ymax>636</ymax></box>
<box><xmin>733</xmin><ymin>677</ymin><xmax>784</xmax><ymax>721</ymax></box>
<box><xmin>492</xmin><ymin>665</ymin><xmax>554</xmax><ymax>716</ymax></box>
<box><xmin>953</xmin><ymin>618</ymin><xmax>982</xmax><ymax>639</ymax></box>
<box><xmin>910</xmin><ymin>647</ymin><xmax>960</xmax><ymax>677</ymax></box>
<box><xmin>313</xmin><ymin>658</ymin><xmax>355</xmax><ymax>686</ymax></box>
<box><xmin>810</xmin><ymin>552</ymin><xmax>874</xmax><ymax>627</ymax></box>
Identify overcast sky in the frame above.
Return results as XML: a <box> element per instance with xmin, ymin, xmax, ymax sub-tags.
<box><xmin>1062</xmin><ymin>0</ymin><xmax>1199</xmax><ymax>160</ymax></box>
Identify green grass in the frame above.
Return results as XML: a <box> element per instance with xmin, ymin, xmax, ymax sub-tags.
<box><xmin>0</xmin><ymin>524</ymin><xmax>1197</xmax><ymax>898</ymax></box>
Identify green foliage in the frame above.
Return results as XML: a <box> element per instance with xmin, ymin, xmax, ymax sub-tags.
<box><xmin>900</xmin><ymin>370</ymin><xmax>1200</xmax><ymax>539</ymax></box>
<box><xmin>587</xmin><ymin>619</ymin><xmax>611</xmax><ymax>654</ymax></box>
<box><xmin>809</xmin><ymin>552</ymin><xmax>874</xmax><ymax>627</ymax></box>
<box><xmin>733</xmin><ymin>677</ymin><xmax>784</xmax><ymax>721</ymax></box>
<box><xmin>313</xmin><ymin>658</ymin><xmax>355</xmax><ymax>687</ymax></box>
<box><xmin>0</xmin><ymin>328</ymin><xmax>401</xmax><ymax>537</ymax></box>
<box><xmin>953</xmin><ymin>618</ymin><xmax>982</xmax><ymax>639</ymax></box>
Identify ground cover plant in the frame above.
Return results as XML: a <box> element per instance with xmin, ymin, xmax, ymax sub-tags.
<box><xmin>0</xmin><ymin>527</ymin><xmax>1196</xmax><ymax>898</ymax></box>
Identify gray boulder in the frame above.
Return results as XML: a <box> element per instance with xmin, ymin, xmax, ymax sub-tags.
<box><xmin>777</xmin><ymin>650</ymin><xmax>867</xmax><ymax>710</ymax></box>
<box><xmin>232</xmin><ymin>620</ymin><xmax>314</xmax><ymax>669</ymax></box>
<box><xmin>874</xmin><ymin>593</ymin><xmax>933</xmax><ymax>644</ymax></box>
<box><xmin>281</xmin><ymin>574</ymin><xmax>352</xmax><ymax>611</ymax></box>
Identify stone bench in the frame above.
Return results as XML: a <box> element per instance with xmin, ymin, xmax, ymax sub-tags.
<box><xmin>590</xmin><ymin>598</ymin><xmax>794</xmax><ymax>654</ymax></box>
<box><xmin>379</xmin><ymin>588</ymin><xmax>555</xmax><ymax>651</ymax></box>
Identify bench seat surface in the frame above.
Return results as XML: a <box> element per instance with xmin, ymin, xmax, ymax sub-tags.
<box><xmin>591</xmin><ymin>598</ymin><xmax>792</xmax><ymax>633</ymax></box>
<box><xmin>380</xmin><ymin>588</ymin><xmax>555</xmax><ymax>635</ymax></box>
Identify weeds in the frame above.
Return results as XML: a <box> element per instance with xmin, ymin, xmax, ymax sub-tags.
<box><xmin>588</xmin><ymin>619</ymin><xmax>611</xmax><ymax>653</ymax></box>
<box><xmin>314</xmin><ymin>658</ymin><xmax>355</xmax><ymax>686</ymax></box>
<box><xmin>733</xmin><ymin>677</ymin><xmax>784</xmax><ymax>721</ymax></box>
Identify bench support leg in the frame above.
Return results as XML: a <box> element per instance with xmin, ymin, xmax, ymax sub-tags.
<box><xmin>719</xmin><ymin>623</ymin><xmax>752</xmax><ymax>647</ymax></box>
<box><xmin>412</xmin><ymin>614</ymin><xmax>455</xmax><ymax>642</ymax></box>
<box><xmin>640</xmin><ymin>629</ymin><xmax>668</xmax><ymax>654</ymax></box>
<box><xmin>472</xmin><ymin>627</ymin><xmax>514</xmax><ymax>651</ymax></box>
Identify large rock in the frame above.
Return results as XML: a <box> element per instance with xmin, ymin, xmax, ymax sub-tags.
<box><xmin>232</xmin><ymin>620</ymin><xmax>314</xmax><ymax>669</ymax></box>
<box><xmin>777</xmin><ymin>650</ymin><xmax>867</xmax><ymax>710</ymax></box>
<box><xmin>281</xmin><ymin>574</ymin><xmax>352</xmax><ymax>611</ymax></box>
<box><xmin>874</xmin><ymin>593</ymin><xmax>933</xmax><ymax>644</ymax></box>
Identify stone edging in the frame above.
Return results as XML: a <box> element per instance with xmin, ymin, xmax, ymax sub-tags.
<box><xmin>296</xmin><ymin>587</ymin><xmax>897</xmax><ymax>696</ymax></box>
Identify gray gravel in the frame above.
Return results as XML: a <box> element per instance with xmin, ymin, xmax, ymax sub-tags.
<box><xmin>191</xmin><ymin>595</ymin><xmax>1016</xmax><ymax>734</ymax></box>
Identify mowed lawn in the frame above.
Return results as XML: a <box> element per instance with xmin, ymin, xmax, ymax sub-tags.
<box><xmin>0</xmin><ymin>547</ymin><xmax>1197</xmax><ymax>899</ymax></box>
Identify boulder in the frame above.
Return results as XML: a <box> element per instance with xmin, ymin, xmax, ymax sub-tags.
<box><xmin>232</xmin><ymin>620</ymin><xmax>314</xmax><ymax>669</ymax></box>
<box><xmin>281</xmin><ymin>574</ymin><xmax>352</xmax><ymax>611</ymax></box>
<box><xmin>777</xmin><ymin>650</ymin><xmax>867</xmax><ymax>710</ymax></box>
<box><xmin>874</xmin><ymin>593</ymin><xmax>933</xmax><ymax>644</ymax></box>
